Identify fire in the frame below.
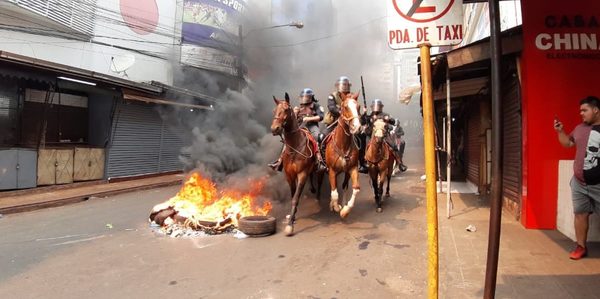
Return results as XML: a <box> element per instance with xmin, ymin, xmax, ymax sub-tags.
<box><xmin>150</xmin><ymin>173</ymin><xmax>272</xmax><ymax>232</ymax></box>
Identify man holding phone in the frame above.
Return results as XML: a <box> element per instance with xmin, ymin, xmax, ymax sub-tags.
<box><xmin>555</xmin><ymin>96</ymin><xmax>600</xmax><ymax>260</ymax></box>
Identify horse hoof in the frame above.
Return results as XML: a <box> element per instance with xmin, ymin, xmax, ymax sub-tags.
<box><xmin>385</xmin><ymin>193</ymin><xmax>390</xmax><ymax>198</ymax></box>
<box><xmin>340</xmin><ymin>206</ymin><xmax>352</xmax><ymax>218</ymax></box>
<box><xmin>376</xmin><ymin>207</ymin><xmax>383</xmax><ymax>213</ymax></box>
<box><xmin>330</xmin><ymin>201</ymin><xmax>341</xmax><ymax>212</ymax></box>
<box><xmin>284</xmin><ymin>225</ymin><xmax>294</xmax><ymax>236</ymax></box>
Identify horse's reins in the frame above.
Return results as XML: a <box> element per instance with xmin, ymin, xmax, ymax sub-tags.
<box><xmin>366</xmin><ymin>137</ymin><xmax>387</xmax><ymax>164</ymax></box>
<box><xmin>274</xmin><ymin>106</ymin><xmax>313</xmax><ymax>160</ymax></box>
<box><xmin>332</xmin><ymin>104</ymin><xmax>360</xmax><ymax>163</ymax></box>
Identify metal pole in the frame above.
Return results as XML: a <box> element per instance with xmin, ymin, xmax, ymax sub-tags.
<box><xmin>484</xmin><ymin>0</ymin><xmax>503</xmax><ymax>297</ymax></box>
<box><xmin>441</xmin><ymin>117</ymin><xmax>446</xmax><ymax>193</ymax></box>
<box><xmin>446</xmin><ymin>63</ymin><xmax>453</xmax><ymax>219</ymax></box>
<box><xmin>419</xmin><ymin>43</ymin><xmax>438</xmax><ymax>299</ymax></box>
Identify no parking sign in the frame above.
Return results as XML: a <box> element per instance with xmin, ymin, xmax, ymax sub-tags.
<box><xmin>387</xmin><ymin>0</ymin><xmax>464</xmax><ymax>49</ymax></box>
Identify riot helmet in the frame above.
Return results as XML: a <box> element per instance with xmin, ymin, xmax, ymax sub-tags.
<box><xmin>371</xmin><ymin>99</ymin><xmax>384</xmax><ymax>113</ymax></box>
<box><xmin>335</xmin><ymin>76</ymin><xmax>351</xmax><ymax>93</ymax></box>
<box><xmin>299</xmin><ymin>88</ymin><xmax>315</xmax><ymax>105</ymax></box>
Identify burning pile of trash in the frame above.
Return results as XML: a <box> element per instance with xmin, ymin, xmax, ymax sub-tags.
<box><xmin>149</xmin><ymin>172</ymin><xmax>272</xmax><ymax>237</ymax></box>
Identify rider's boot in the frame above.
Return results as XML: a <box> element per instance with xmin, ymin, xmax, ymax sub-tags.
<box><xmin>268</xmin><ymin>147</ymin><xmax>285</xmax><ymax>172</ymax></box>
<box><xmin>316</xmin><ymin>150</ymin><xmax>327</xmax><ymax>172</ymax></box>
<box><xmin>268</xmin><ymin>157</ymin><xmax>283</xmax><ymax>172</ymax></box>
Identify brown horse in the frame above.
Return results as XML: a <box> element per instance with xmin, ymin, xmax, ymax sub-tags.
<box><xmin>325</xmin><ymin>92</ymin><xmax>362</xmax><ymax>218</ymax></box>
<box><xmin>365</xmin><ymin>119</ymin><xmax>395</xmax><ymax>213</ymax></box>
<box><xmin>271</xmin><ymin>92</ymin><xmax>317</xmax><ymax>236</ymax></box>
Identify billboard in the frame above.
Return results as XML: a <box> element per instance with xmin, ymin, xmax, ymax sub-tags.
<box><xmin>182</xmin><ymin>0</ymin><xmax>246</xmax><ymax>49</ymax></box>
<box><xmin>520</xmin><ymin>0</ymin><xmax>600</xmax><ymax>228</ymax></box>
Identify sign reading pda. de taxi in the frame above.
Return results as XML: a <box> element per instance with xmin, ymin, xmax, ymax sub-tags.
<box><xmin>387</xmin><ymin>0</ymin><xmax>464</xmax><ymax>49</ymax></box>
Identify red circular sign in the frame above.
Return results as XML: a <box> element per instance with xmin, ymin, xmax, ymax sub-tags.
<box><xmin>392</xmin><ymin>0</ymin><xmax>455</xmax><ymax>23</ymax></box>
<box><xmin>120</xmin><ymin>0</ymin><xmax>159</xmax><ymax>35</ymax></box>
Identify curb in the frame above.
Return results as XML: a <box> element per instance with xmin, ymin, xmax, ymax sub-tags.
<box><xmin>0</xmin><ymin>180</ymin><xmax>182</xmax><ymax>215</ymax></box>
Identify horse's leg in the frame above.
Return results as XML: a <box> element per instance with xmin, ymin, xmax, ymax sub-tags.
<box><xmin>385</xmin><ymin>162</ymin><xmax>392</xmax><ymax>198</ymax></box>
<box><xmin>328</xmin><ymin>169</ymin><xmax>341</xmax><ymax>212</ymax></box>
<box><xmin>376</xmin><ymin>170</ymin><xmax>384</xmax><ymax>213</ymax></box>
<box><xmin>316</xmin><ymin>169</ymin><xmax>324</xmax><ymax>201</ymax></box>
<box><xmin>289</xmin><ymin>178</ymin><xmax>297</xmax><ymax>198</ymax></box>
<box><xmin>342</xmin><ymin>173</ymin><xmax>350</xmax><ymax>190</ymax></box>
<box><xmin>285</xmin><ymin>171</ymin><xmax>308</xmax><ymax>236</ymax></box>
<box><xmin>340</xmin><ymin>168</ymin><xmax>360</xmax><ymax>219</ymax></box>
<box><xmin>309</xmin><ymin>172</ymin><xmax>316</xmax><ymax>194</ymax></box>
<box><xmin>370</xmin><ymin>173</ymin><xmax>379</xmax><ymax>210</ymax></box>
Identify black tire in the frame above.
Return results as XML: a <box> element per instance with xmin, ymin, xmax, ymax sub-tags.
<box><xmin>238</xmin><ymin>216</ymin><xmax>276</xmax><ymax>237</ymax></box>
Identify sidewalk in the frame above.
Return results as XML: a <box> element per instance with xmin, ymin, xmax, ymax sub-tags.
<box><xmin>438</xmin><ymin>191</ymin><xmax>600</xmax><ymax>298</ymax></box>
<box><xmin>0</xmin><ymin>173</ymin><xmax>185</xmax><ymax>214</ymax></box>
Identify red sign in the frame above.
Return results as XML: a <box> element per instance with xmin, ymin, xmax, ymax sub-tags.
<box><xmin>391</xmin><ymin>0</ymin><xmax>455</xmax><ymax>23</ymax></box>
<box><xmin>520</xmin><ymin>0</ymin><xmax>600</xmax><ymax>228</ymax></box>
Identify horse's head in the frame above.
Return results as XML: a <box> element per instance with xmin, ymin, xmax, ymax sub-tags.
<box><xmin>271</xmin><ymin>92</ymin><xmax>293</xmax><ymax>136</ymax></box>
<box><xmin>340</xmin><ymin>92</ymin><xmax>362</xmax><ymax>134</ymax></box>
<box><xmin>372</xmin><ymin>119</ymin><xmax>387</xmax><ymax>144</ymax></box>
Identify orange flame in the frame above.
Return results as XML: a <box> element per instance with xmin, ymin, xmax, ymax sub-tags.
<box><xmin>164</xmin><ymin>173</ymin><xmax>272</xmax><ymax>227</ymax></box>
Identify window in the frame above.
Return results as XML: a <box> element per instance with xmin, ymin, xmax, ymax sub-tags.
<box><xmin>8</xmin><ymin>0</ymin><xmax>97</xmax><ymax>35</ymax></box>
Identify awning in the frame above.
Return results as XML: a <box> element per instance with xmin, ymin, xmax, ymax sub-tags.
<box><xmin>0</xmin><ymin>51</ymin><xmax>161</xmax><ymax>94</ymax></box>
<box><xmin>433</xmin><ymin>77</ymin><xmax>488</xmax><ymax>101</ymax></box>
<box><xmin>443</xmin><ymin>26</ymin><xmax>522</xmax><ymax>69</ymax></box>
<box><xmin>0</xmin><ymin>50</ymin><xmax>218</xmax><ymax>110</ymax></box>
<box><xmin>122</xmin><ymin>89</ymin><xmax>214</xmax><ymax>111</ymax></box>
<box><xmin>423</xmin><ymin>26</ymin><xmax>522</xmax><ymax>99</ymax></box>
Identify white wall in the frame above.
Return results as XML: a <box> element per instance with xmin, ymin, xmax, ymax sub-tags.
<box><xmin>458</xmin><ymin>1</ymin><xmax>522</xmax><ymax>47</ymax></box>
<box><xmin>0</xmin><ymin>0</ymin><xmax>179</xmax><ymax>84</ymax></box>
<box><xmin>557</xmin><ymin>160</ymin><xmax>600</xmax><ymax>242</ymax></box>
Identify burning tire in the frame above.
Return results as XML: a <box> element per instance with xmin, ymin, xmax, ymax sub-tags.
<box><xmin>238</xmin><ymin>216</ymin><xmax>276</xmax><ymax>237</ymax></box>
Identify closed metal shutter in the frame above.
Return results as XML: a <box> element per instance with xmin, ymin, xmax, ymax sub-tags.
<box><xmin>159</xmin><ymin>122</ymin><xmax>185</xmax><ymax>172</ymax></box>
<box><xmin>502</xmin><ymin>73</ymin><xmax>522</xmax><ymax>209</ymax></box>
<box><xmin>107</xmin><ymin>101</ymin><xmax>162</xmax><ymax>178</ymax></box>
<box><xmin>107</xmin><ymin>101</ymin><xmax>188</xmax><ymax>178</ymax></box>
<box><xmin>466</xmin><ymin>102</ymin><xmax>481</xmax><ymax>187</ymax></box>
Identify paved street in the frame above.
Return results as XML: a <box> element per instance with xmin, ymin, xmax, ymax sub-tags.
<box><xmin>0</xmin><ymin>161</ymin><xmax>599</xmax><ymax>298</ymax></box>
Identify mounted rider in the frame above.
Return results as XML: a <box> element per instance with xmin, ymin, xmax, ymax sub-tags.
<box><xmin>323</xmin><ymin>76</ymin><xmax>368</xmax><ymax>173</ymax></box>
<box><xmin>268</xmin><ymin>88</ymin><xmax>327</xmax><ymax>172</ymax></box>
<box><xmin>389</xmin><ymin>122</ymin><xmax>408</xmax><ymax>173</ymax></box>
<box><xmin>361</xmin><ymin>99</ymin><xmax>407</xmax><ymax>172</ymax></box>
<box><xmin>323</xmin><ymin>76</ymin><xmax>353</xmax><ymax>134</ymax></box>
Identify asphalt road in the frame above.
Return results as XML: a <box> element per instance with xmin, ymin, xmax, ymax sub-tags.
<box><xmin>0</xmin><ymin>153</ymin><xmax>430</xmax><ymax>298</ymax></box>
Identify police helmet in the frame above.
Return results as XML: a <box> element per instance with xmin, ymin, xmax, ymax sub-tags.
<box><xmin>371</xmin><ymin>99</ymin><xmax>384</xmax><ymax>112</ymax></box>
<box><xmin>299</xmin><ymin>88</ymin><xmax>315</xmax><ymax>104</ymax></box>
<box><xmin>335</xmin><ymin>76</ymin><xmax>351</xmax><ymax>93</ymax></box>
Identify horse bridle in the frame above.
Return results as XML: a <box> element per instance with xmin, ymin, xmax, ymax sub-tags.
<box><xmin>338</xmin><ymin>99</ymin><xmax>360</xmax><ymax>136</ymax></box>
<box><xmin>273</xmin><ymin>103</ymin><xmax>311</xmax><ymax>158</ymax></box>
<box><xmin>272</xmin><ymin>104</ymin><xmax>292</xmax><ymax>130</ymax></box>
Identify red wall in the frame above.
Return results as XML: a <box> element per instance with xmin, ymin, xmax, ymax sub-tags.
<box><xmin>521</xmin><ymin>1</ymin><xmax>600</xmax><ymax>228</ymax></box>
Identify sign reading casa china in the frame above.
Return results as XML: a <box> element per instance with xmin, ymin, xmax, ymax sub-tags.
<box><xmin>387</xmin><ymin>0</ymin><xmax>464</xmax><ymax>49</ymax></box>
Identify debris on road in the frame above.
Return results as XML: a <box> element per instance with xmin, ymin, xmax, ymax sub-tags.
<box><xmin>233</xmin><ymin>230</ymin><xmax>248</xmax><ymax>239</ymax></box>
<box><xmin>466</xmin><ymin>224</ymin><xmax>477</xmax><ymax>232</ymax></box>
<box><xmin>106</xmin><ymin>223</ymin><xmax>113</xmax><ymax>229</ymax></box>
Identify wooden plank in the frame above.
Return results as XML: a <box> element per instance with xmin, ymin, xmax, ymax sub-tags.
<box><xmin>447</xmin><ymin>34</ymin><xmax>523</xmax><ymax>69</ymax></box>
<box><xmin>73</xmin><ymin>147</ymin><xmax>89</xmax><ymax>181</ymax></box>
<box><xmin>55</xmin><ymin>149</ymin><xmax>73</xmax><ymax>184</ymax></box>
<box><xmin>37</xmin><ymin>149</ymin><xmax>56</xmax><ymax>186</ymax></box>
<box><xmin>89</xmin><ymin>148</ymin><xmax>105</xmax><ymax>180</ymax></box>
